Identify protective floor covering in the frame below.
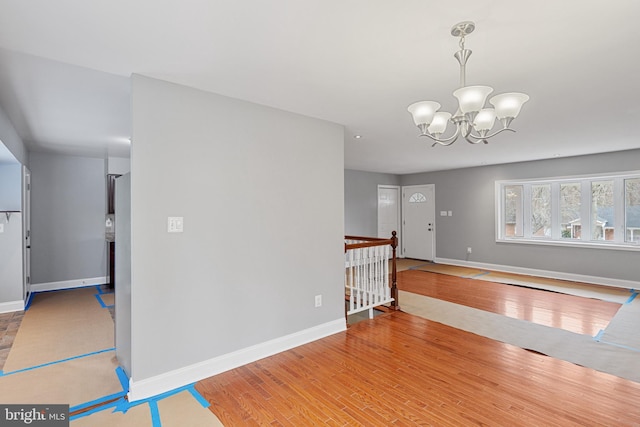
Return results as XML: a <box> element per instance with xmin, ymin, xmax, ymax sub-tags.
<box><xmin>412</xmin><ymin>262</ymin><xmax>633</xmax><ymax>304</ymax></box>
<box><xmin>71</xmin><ymin>389</ymin><xmax>223</xmax><ymax>426</ymax></box>
<box><xmin>400</xmin><ymin>290</ymin><xmax>640</xmax><ymax>383</ymax></box>
<box><xmin>0</xmin><ymin>350</ymin><xmax>123</xmax><ymax>406</ymax></box>
<box><xmin>3</xmin><ymin>287</ymin><xmax>114</xmax><ymax>372</ymax></box>
<box><xmin>598</xmin><ymin>294</ymin><xmax>640</xmax><ymax>351</ymax></box>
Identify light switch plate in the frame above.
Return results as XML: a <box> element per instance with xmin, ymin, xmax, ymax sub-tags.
<box><xmin>440</xmin><ymin>211</ymin><xmax>447</xmax><ymax>216</ymax></box>
<box><xmin>168</xmin><ymin>217</ymin><xmax>184</xmax><ymax>233</ymax></box>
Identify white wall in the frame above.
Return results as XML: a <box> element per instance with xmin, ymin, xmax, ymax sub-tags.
<box><xmin>129</xmin><ymin>75</ymin><xmax>345</xmax><ymax>398</ymax></box>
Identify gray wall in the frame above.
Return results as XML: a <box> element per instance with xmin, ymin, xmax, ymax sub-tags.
<box><xmin>0</xmin><ymin>105</ymin><xmax>27</xmax><ymax>165</ymax></box>
<box><xmin>30</xmin><ymin>152</ymin><xmax>106</xmax><ymax>284</ymax></box>
<box><xmin>0</xmin><ymin>212</ymin><xmax>22</xmax><ymax>304</ymax></box>
<box><xmin>115</xmin><ymin>173</ymin><xmax>131</xmax><ymax>376</ymax></box>
<box><xmin>400</xmin><ymin>149</ymin><xmax>640</xmax><ymax>282</ymax></box>
<box><xmin>130</xmin><ymin>75</ymin><xmax>344</xmax><ymax>381</ymax></box>
<box><xmin>344</xmin><ymin>169</ymin><xmax>399</xmax><ymax>236</ymax></box>
<box><xmin>0</xmin><ymin>163</ymin><xmax>21</xmax><ymax>211</ymax></box>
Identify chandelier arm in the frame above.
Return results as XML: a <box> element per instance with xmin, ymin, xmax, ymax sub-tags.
<box><xmin>432</xmin><ymin>138</ymin><xmax>458</xmax><ymax>147</ymax></box>
<box><xmin>463</xmin><ymin>134</ymin><xmax>484</xmax><ymax>145</ymax></box>
<box><xmin>466</xmin><ymin>127</ymin><xmax>516</xmax><ymax>140</ymax></box>
<box><xmin>418</xmin><ymin>125</ymin><xmax>461</xmax><ymax>145</ymax></box>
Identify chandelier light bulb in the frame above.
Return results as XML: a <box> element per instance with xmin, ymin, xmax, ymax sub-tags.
<box><xmin>453</xmin><ymin>85</ymin><xmax>494</xmax><ymax>114</ymax></box>
<box><xmin>474</xmin><ymin>108</ymin><xmax>496</xmax><ymax>131</ymax></box>
<box><xmin>407</xmin><ymin>101</ymin><xmax>441</xmax><ymax>126</ymax></box>
<box><xmin>489</xmin><ymin>93</ymin><xmax>530</xmax><ymax>120</ymax></box>
<box><xmin>428</xmin><ymin>112</ymin><xmax>452</xmax><ymax>136</ymax></box>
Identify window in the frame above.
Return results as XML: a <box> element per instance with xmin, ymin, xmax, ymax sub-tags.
<box><xmin>626</xmin><ymin>178</ymin><xmax>640</xmax><ymax>243</ymax></box>
<box><xmin>497</xmin><ymin>171</ymin><xmax>640</xmax><ymax>250</ymax></box>
<box><xmin>531</xmin><ymin>184</ymin><xmax>551</xmax><ymax>237</ymax></box>
<box><xmin>409</xmin><ymin>192</ymin><xmax>427</xmax><ymax>203</ymax></box>
<box><xmin>560</xmin><ymin>182</ymin><xmax>581</xmax><ymax>239</ymax></box>
<box><xmin>504</xmin><ymin>185</ymin><xmax>523</xmax><ymax>237</ymax></box>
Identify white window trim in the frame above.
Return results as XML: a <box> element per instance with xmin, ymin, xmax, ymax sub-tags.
<box><xmin>496</xmin><ymin>170</ymin><xmax>640</xmax><ymax>252</ymax></box>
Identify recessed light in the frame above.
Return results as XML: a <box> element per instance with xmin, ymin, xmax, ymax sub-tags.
<box><xmin>354</xmin><ymin>135</ymin><xmax>362</xmax><ymax>139</ymax></box>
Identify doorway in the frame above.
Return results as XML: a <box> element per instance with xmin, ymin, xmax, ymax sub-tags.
<box><xmin>377</xmin><ymin>185</ymin><xmax>401</xmax><ymax>247</ymax></box>
<box><xmin>402</xmin><ymin>184</ymin><xmax>435</xmax><ymax>261</ymax></box>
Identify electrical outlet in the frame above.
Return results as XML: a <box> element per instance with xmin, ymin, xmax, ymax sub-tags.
<box><xmin>315</xmin><ymin>295</ymin><xmax>322</xmax><ymax>307</ymax></box>
<box><xmin>467</xmin><ymin>247</ymin><xmax>472</xmax><ymax>254</ymax></box>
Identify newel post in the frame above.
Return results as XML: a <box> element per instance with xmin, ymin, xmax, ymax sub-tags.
<box><xmin>390</xmin><ymin>231</ymin><xmax>400</xmax><ymax>310</ymax></box>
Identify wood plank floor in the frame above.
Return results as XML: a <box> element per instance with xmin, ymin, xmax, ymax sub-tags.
<box><xmin>397</xmin><ymin>269</ymin><xmax>620</xmax><ymax>336</ymax></box>
<box><xmin>196</xmin><ymin>310</ymin><xmax>640</xmax><ymax>426</ymax></box>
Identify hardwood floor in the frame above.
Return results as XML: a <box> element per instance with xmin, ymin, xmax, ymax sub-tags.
<box><xmin>397</xmin><ymin>269</ymin><xmax>620</xmax><ymax>336</ymax></box>
<box><xmin>196</xmin><ymin>272</ymin><xmax>640</xmax><ymax>426</ymax></box>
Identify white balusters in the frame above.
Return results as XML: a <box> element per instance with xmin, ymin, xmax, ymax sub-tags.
<box><xmin>345</xmin><ymin>241</ymin><xmax>393</xmax><ymax>316</ymax></box>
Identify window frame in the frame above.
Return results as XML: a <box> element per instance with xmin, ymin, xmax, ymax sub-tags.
<box><xmin>496</xmin><ymin>171</ymin><xmax>640</xmax><ymax>251</ymax></box>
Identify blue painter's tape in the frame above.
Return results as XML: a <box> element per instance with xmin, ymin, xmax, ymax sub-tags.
<box><xmin>69</xmin><ymin>397</ymin><xmax>127</xmax><ymax>421</ymax></box>
<box><xmin>94</xmin><ymin>292</ymin><xmax>115</xmax><ymax>308</ymax></box>
<box><xmin>597</xmin><ymin>339</ymin><xmax>640</xmax><ymax>353</ymax></box>
<box><xmin>188</xmin><ymin>385</ymin><xmax>211</xmax><ymax>408</ymax></box>
<box><xmin>625</xmin><ymin>292</ymin><xmax>638</xmax><ymax>304</ymax></box>
<box><xmin>469</xmin><ymin>271</ymin><xmax>491</xmax><ymax>279</ymax></box>
<box><xmin>0</xmin><ymin>347</ymin><xmax>115</xmax><ymax>376</ymax></box>
<box><xmin>116</xmin><ymin>366</ymin><xmax>129</xmax><ymax>392</ymax></box>
<box><xmin>593</xmin><ymin>329</ymin><xmax>604</xmax><ymax>341</ymax></box>
<box><xmin>0</xmin><ymin>370</ymin><xmax>4</xmax><ymax>377</ymax></box>
<box><xmin>94</xmin><ymin>293</ymin><xmax>108</xmax><ymax>308</ymax></box>
<box><xmin>149</xmin><ymin>400</ymin><xmax>162</xmax><ymax>427</ymax></box>
<box><xmin>24</xmin><ymin>292</ymin><xmax>35</xmax><ymax>310</ymax></box>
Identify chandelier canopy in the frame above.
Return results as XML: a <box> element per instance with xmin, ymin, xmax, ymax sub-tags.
<box><xmin>407</xmin><ymin>21</ymin><xmax>529</xmax><ymax>146</ymax></box>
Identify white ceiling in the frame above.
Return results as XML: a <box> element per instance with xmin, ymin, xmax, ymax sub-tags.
<box><xmin>0</xmin><ymin>0</ymin><xmax>639</xmax><ymax>173</ymax></box>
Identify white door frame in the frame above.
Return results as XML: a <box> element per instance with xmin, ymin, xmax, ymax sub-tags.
<box><xmin>401</xmin><ymin>184</ymin><xmax>436</xmax><ymax>260</ymax></box>
<box><xmin>377</xmin><ymin>185</ymin><xmax>401</xmax><ymax>253</ymax></box>
<box><xmin>22</xmin><ymin>166</ymin><xmax>31</xmax><ymax>303</ymax></box>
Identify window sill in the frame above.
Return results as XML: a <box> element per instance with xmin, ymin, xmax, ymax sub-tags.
<box><xmin>496</xmin><ymin>238</ymin><xmax>640</xmax><ymax>252</ymax></box>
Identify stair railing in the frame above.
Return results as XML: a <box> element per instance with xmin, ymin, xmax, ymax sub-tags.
<box><xmin>344</xmin><ymin>231</ymin><xmax>399</xmax><ymax>319</ymax></box>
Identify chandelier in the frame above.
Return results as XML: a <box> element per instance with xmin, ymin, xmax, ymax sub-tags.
<box><xmin>407</xmin><ymin>21</ymin><xmax>529</xmax><ymax>146</ymax></box>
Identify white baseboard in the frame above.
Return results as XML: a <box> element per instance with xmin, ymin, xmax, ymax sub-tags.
<box><xmin>434</xmin><ymin>257</ymin><xmax>640</xmax><ymax>290</ymax></box>
<box><xmin>30</xmin><ymin>276</ymin><xmax>107</xmax><ymax>293</ymax></box>
<box><xmin>0</xmin><ymin>300</ymin><xmax>25</xmax><ymax>313</ymax></box>
<box><xmin>127</xmin><ymin>317</ymin><xmax>346</xmax><ymax>402</ymax></box>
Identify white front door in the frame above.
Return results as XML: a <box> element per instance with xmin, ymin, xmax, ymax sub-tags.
<box><xmin>377</xmin><ymin>185</ymin><xmax>400</xmax><ymax>242</ymax></box>
<box><xmin>402</xmin><ymin>184</ymin><xmax>435</xmax><ymax>260</ymax></box>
